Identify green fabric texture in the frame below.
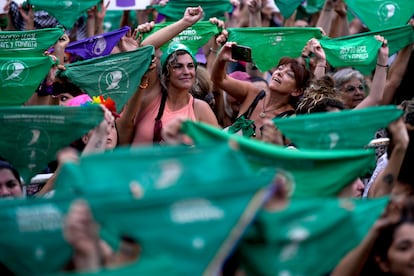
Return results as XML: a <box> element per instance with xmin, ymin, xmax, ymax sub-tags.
<box><xmin>181</xmin><ymin>121</ymin><xmax>376</xmax><ymax>198</ymax></box>
<box><xmin>54</xmin><ymin>142</ymin><xmax>256</xmax><ymax>197</ymax></box>
<box><xmin>0</xmin><ymin>27</ymin><xmax>64</xmax><ymax>56</ymax></box>
<box><xmin>28</xmin><ymin>0</ymin><xmax>100</xmax><ymax>29</ymax></box>
<box><xmin>344</xmin><ymin>0</ymin><xmax>414</xmax><ymax>31</ymax></box>
<box><xmin>141</xmin><ymin>21</ymin><xmax>220</xmax><ymax>54</ymax></box>
<box><xmin>238</xmin><ymin>197</ymin><xmax>389</xmax><ymax>276</ymax></box>
<box><xmin>57</xmin><ymin>45</ymin><xmax>154</xmax><ymax>113</ymax></box>
<box><xmin>0</xmin><ymin>195</ymin><xmax>181</xmax><ymax>276</ymax></box>
<box><xmin>0</xmin><ymin>56</ymin><xmax>55</xmax><ymax>106</ymax></box>
<box><xmin>0</xmin><ymin>105</ymin><xmax>103</xmax><ymax>184</ymax></box>
<box><xmin>227</xmin><ymin>27</ymin><xmax>323</xmax><ymax>72</ymax></box>
<box><xmin>227</xmin><ymin>115</ymin><xmax>256</xmax><ymax>138</ymax></box>
<box><xmin>326</xmin><ymin>24</ymin><xmax>414</xmax><ymax>74</ymax></box>
<box><xmin>0</xmin><ymin>147</ymin><xmax>275</xmax><ymax>275</ymax></box>
<box><xmin>103</xmin><ymin>10</ymin><xmax>137</xmax><ymax>33</ymax></box>
<box><xmin>0</xmin><ymin>197</ymin><xmax>72</xmax><ymax>275</ymax></box>
<box><xmin>320</xmin><ymin>36</ymin><xmax>381</xmax><ymax>74</ymax></box>
<box><xmin>301</xmin><ymin>0</ymin><xmax>325</xmax><ymax>14</ymax></box>
<box><xmin>274</xmin><ymin>0</ymin><xmax>303</xmax><ymax>18</ymax></box>
<box><xmin>273</xmin><ymin>105</ymin><xmax>403</xmax><ymax>150</ymax></box>
<box><xmin>160</xmin><ymin>42</ymin><xmax>197</xmax><ymax>73</ymax></box>
<box><xmin>151</xmin><ymin>0</ymin><xmax>233</xmax><ymax>21</ymax></box>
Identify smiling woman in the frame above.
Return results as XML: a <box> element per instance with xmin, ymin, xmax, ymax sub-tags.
<box><xmin>132</xmin><ymin>42</ymin><xmax>219</xmax><ymax>145</ymax></box>
<box><xmin>211</xmin><ymin>41</ymin><xmax>311</xmax><ymax>142</ymax></box>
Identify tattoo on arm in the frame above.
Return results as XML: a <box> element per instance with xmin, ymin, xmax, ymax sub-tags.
<box><xmin>383</xmin><ymin>174</ymin><xmax>394</xmax><ymax>186</ymax></box>
<box><xmin>94</xmin><ymin>141</ymin><xmax>102</xmax><ymax>149</ymax></box>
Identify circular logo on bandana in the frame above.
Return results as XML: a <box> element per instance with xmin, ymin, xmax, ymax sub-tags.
<box><xmin>92</xmin><ymin>37</ymin><xmax>107</xmax><ymax>56</ymax></box>
<box><xmin>85</xmin><ymin>37</ymin><xmax>107</xmax><ymax>56</ymax></box>
<box><xmin>98</xmin><ymin>67</ymin><xmax>130</xmax><ymax>94</ymax></box>
<box><xmin>377</xmin><ymin>1</ymin><xmax>400</xmax><ymax>22</ymax></box>
<box><xmin>1</xmin><ymin>60</ymin><xmax>29</xmax><ymax>84</ymax></box>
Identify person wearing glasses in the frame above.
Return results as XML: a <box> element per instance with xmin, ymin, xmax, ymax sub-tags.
<box><xmin>332</xmin><ymin>35</ymin><xmax>389</xmax><ymax>110</ymax></box>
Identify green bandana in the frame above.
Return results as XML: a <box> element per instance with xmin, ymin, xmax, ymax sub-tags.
<box><xmin>227</xmin><ymin>115</ymin><xmax>256</xmax><ymax>138</ymax></box>
<box><xmin>273</xmin><ymin>105</ymin><xmax>403</xmax><ymax>150</ymax></box>
<box><xmin>320</xmin><ymin>36</ymin><xmax>381</xmax><ymax>72</ymax></box>
<box><xmin>103</xmin><ymin>10</ymin><xmax>137</xmax><ymax>33</ymax></box>
<box><xmin>151</xmin><ymin>0</ymin><xmax>233</xmax><ymax>21</ymax></box>
<box><xmin>54</xmin><ymin>142</ymin><xmax>256</xmax><ymax>197</ymax></box>
<box><xmin>274</xmin><ymin>0</ymin><xmax>303</xmax><ymax>18</ymax></box>
<box><xmin>181</xmin><ymin>121</ymin><xmax>376</xmax><ymax>198</ymax></box>
<box><xmin>344</xmin><ymin>0</ymin><xmax>414</xmax><ymax>31</ymax></box>
<box><xmin>301</xmin><ymin>0</ymin><xmax>325</xmax><ymax>14</ymax></box>
<box><xmin>227</xmin><ymin>27</ymin><xmax>323</xmax><ymax>72</ymax></box>
<box><xmin>0</xmin><ymin>27</ymin><xmax>64</xmax><ymax>56</ymax></box>
<box><xmin>141</xmin><ymin>21</ymin><xmax>220</xmax><ymax>54</ymax></box>
<box><xmin>0</xmin><ymin>56</ymin><xmax>55</xmax><ymax>106</ymax></box>
<box><xmin>0</xmin><ymin>152</ymin><xmax>275</xmax><ymax>275</ymax></box>
<box><xmin>57</xmin><ymin>45</ymin><xmax>154</xmax><ymax>113</ymax></box>
<box><xmin>28</xmin><ymin>0</ymin><xmax>100</xmax><ymax>29</ymax></box>
<box><xmin>239</xmin><ymin>197</ymin><xmax>389</xmax><ymax>275</ymax></box>
<box><xmin>0</xmin><ymin>105</ymin><xmax>103</xmax><ymax>184</ymax></box>
<box><xmin>327</xmin><ymin>24</ymin><xmax>414</xmax><ymax>74</ymax></box>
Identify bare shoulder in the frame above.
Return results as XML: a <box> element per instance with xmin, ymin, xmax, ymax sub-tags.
<box><xmin>193</xmin><ymin>98</ymin><xmax>219</xmax><ymax>127</ymax></box>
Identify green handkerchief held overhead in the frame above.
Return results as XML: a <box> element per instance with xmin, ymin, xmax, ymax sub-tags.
<box><xmin>28</xmin><ymin>0</ymin><xmax>101</xmax><ymax>29</ymax></box>
<box><xmin>140</xmin><ymin>21</ymin><xmax>220</xmax><ymax>55</ymax></box>
<box><xmin>228</xmin><ymin>27</ymin><xmax>323</xmax><ymax>72</ymax></box>
<box><xmin>0</xmin><ymin>159</ymin><xmax>275</xmax><ymax>276</ymax></box>
<box><xmin>181</xmin><ymin>121</ymin><xmax>376</xmax><ymax>198</ymax></box>
<box><xmin>273</xmin><ymin>105</ymin><xmax>403</xmax><ymax>150</ymax></box>
<box><xmin>54</xmin><ymin>142</ymin><xmax>255</xmax><ymax>197</ymax></box>
<box><xmin>0</xmin><ymin>27</ymin><xmax>64</xmax><ymax>56</ymax></box>
<box><xmin>326</xmin><ymin>24</ymin><xmax>414</xmax><ymax>74</ymax></box>
<box><xmin>58</xmin><ymin>45</ymin><xmax>154</xmax><ymax>113</ymax></box>
<box><xmin>238</xmin><ymin>197</ymin><xmax>389</xmax><ymax>276</ymax></box>
<box><xmin>0</xmin><ymin>105</ymin><xmax>103</xmax><ymax>184</ymax></box>
<box><xmin>274</xmin><ymin>0</ymin><xmax>303</xmax><ymax>18</ymax></box>
<box><xmin>344</xmin><ymin>0</ymin><xmax>414</xmax><ymax>31</ymax></box>
<box><xmin>301</xmin><ymin>0</ymin><xmax>325</xmax><ymax>14</ymax></box>
<box><xmin>319</xmin><ymin>36</ymin><xmax>381</xmax><ymax>74</ymax></box>
<box><xmin>0</xmin><ymin>56</ymin><xmax>55</xmax><ymax>106</ymax></box>
<box><xmin>152</xmin><ymin>0</ymin><xmax>233</xmax><ymax>21</ymax></box>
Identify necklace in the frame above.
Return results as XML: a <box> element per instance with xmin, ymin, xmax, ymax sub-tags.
<box><xmin>259</xmin><ymin>94</ymin><xmax>280</xmax><ymax>118</ymax></box>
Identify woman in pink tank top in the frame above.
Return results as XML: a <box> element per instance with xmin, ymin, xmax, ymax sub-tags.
<box><xmin>132</xmin><ymin>42</ymin><xmax>219</xmax><ymax>145</ymax></box>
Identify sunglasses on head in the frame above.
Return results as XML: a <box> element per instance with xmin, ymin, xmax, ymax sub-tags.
<box><xmin>344</xmin><ymin>85</ymin><xmax>364</xmax><ymax>93</ymax></box>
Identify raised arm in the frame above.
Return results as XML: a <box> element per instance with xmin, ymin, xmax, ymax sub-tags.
<box><xmin>355</xmin><ymin>36</ymin><xmax>389</xmax><ymax>110</ymax></box>
<box><xmin>382</xmin><ymin>20</ymin><xmax>414</xmax><ymax>105</ymax></box>
<box><xmin>203</xmin><ymin>17</ymin><xmax>228</xmax><ymax>74</ymax></box>
<box><xmin>210</xmin><ymin>42</ymin><xmax>254</xmax><ymax>103</ymax></box>
<box><xmin>116</xmin><ymin>74</ymin><xmax>150</xmax><ymax>145</ymax></box>
<box><xmin>329</xmin><ymin>0</ymin><xmax>350</xmax><ymax>38</ymax></box>
<box><xmin>247</xmin><ymin>0</ymin><xmax>262</xmax><ymax>27</ymax></box>
<box><xmin>316</xmin><ymin>0</ymin><xmax>336</xmax><ymax>36</ymax></box>
<box><xmin>331</xmin><ymin>199</ymin><xmax>402</xmax><ymax>276</ymax></box>
<box><xmin>140</xmin><ymin>6</ymin><xmax>204</xmax><ymax>49</ymax></box>
<box><xmin>368</xmin><ymin>117</ymin><xmax>409</xmax><ymax>197</ymax></box>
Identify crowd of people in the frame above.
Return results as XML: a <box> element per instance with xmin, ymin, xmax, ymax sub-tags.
<box><xmin>0</xmin><ymin>0</ymin><xmax>414</xmax><ymax>274</ymax></box>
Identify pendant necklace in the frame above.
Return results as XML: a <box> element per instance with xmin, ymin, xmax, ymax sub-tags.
<box><xmin>259</xmin><ymin>94</ymin><xmax>279</xmax><ymax>118</ymax></box>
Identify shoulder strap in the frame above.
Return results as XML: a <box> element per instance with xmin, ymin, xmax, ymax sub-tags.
<box><xmin>239</xmin><ymin>90</ymin><xmax>266</xmax><ymax>120</ymax></box>
<box><xmin>276</xmin><ymin>109</ymin><xmax>295</xmax><ymax>118</ymax></box>
<box><xmin>153</xmin><ymin>91</ymin><xmax>168</xmax><ymax>143</ymax></box>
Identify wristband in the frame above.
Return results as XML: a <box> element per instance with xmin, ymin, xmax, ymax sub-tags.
<box><xmin>36</xmin><ymin>80</ymin><xmax>54</xmax><ymax>96</ymax></box>
<box><xmin>376</xmin><ymin>63</ymin><xmax>388</xmax><ymax>68</ymax></box>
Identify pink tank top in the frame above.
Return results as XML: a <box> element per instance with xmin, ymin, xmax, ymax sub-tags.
<box><xmin>132</xmin><ymin>93</ymin><xmax>197</xmax><ymax>145</ymax></box>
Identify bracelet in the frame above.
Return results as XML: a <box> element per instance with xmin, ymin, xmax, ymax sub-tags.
<box><xmin>209</xmin><ymin>48</ymin><xmax>218</xmax><ymax>55</ymax></box>
<box><xmin>36</xmin><ymin>80</ymin><xmax>54</xmax><ymax>96</ymax></box>
<box><xmin>376</xmin><ymin>63</ymin><xmax>388</xmax><ymax>68</ymax></box>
